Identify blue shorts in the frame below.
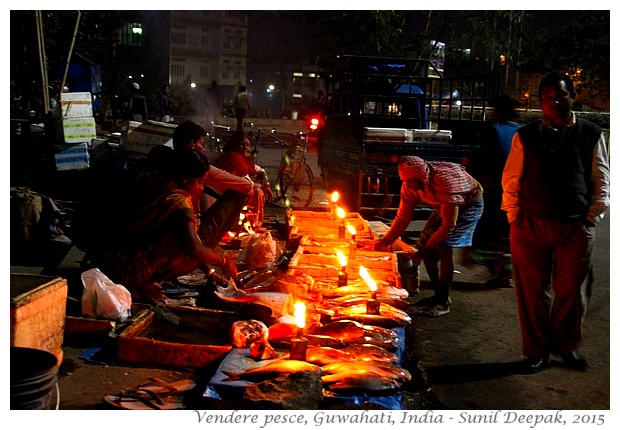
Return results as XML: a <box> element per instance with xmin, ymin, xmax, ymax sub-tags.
<box><xmin>418</xmin><ymin>197</ymin><xmax>484</xmax><ymax>248</ymax></box>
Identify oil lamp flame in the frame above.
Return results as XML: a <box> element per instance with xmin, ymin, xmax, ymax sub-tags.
<box><xmin>335</xmin><ymin>249</ymin><xmax>347</xmax><ymax>269</ymax></box>
<box><xmin>346</xmin><ymin>224</ymin><xmax>356</xmax><ymax>239</ymax></box>
<box><xmin>336</xmin><ymin>207</ymin><xmax>346</xmax><ymax>220</ymax></box>
<box><xmin>359</xmin><ymin>266</ymin><xmax>377</xmax><ymax>294</ymax></box>
<box><xmin>294</xmin><ymin>301</ymin><xmax>306</xmax><ymax>330</ymax></box>
<box><xmin>330</xmin><ymin>191</ymin><xmax>340</xmax><ymax>204</ymax></box>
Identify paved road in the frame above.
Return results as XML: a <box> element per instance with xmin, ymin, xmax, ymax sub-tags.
<box><xmin>258</xmin><ymin>139</ymin><xmax>611</xmax><ymax>411</ymax></box>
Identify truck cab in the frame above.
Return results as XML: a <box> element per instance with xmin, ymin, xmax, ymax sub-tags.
<box><xmin>317</xmin><ymin>55</ymin><xmax>500</xmax><ymax>218</ymax></box>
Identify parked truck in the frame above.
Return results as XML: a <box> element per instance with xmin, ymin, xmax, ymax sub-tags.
<box><xmin>317</xmin><ymin>55</ymin><xmax>501</xmax><ymax>218</ymax></box>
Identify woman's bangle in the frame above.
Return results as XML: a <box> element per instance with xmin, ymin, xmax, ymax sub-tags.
<box><xmin>220</xmin><ymin>255</ymin><xmax>225</xmax><ymax>266</ymax></box>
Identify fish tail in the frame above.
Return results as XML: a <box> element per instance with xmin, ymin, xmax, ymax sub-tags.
<box><xmin>221</xmin><ymin>370</ymin><xmax>239</xmax><ymax>381</ymax></box>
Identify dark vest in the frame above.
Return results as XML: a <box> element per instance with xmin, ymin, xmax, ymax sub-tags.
<box><xmin>517</xmin><ymin>118</ymin><xmax>601</xmax><ymax>220</ymax></box>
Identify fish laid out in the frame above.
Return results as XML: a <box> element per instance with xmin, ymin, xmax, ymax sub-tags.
<box><xmin>312</xmin><ymin>281</ymin><xmax>408</xmax><ymax>300</ymax></box>
<box><xmin>269</xmin><ymin>333</ymin><xmax>347</xmax><ymax>349</ymax></box>
<box><xmin>222</xmin><ymin>360</ymin><xmax>322</xmax><ymax>381</ymax></box>
<box><xmin>321</xmin><ymin>370</ymin><xmax>402</xmax><ymax>392</ymax></box>
<box><xmin>322</xmin><ymin>360</ymin><xmax>411</xmax><ymax>383</ymax></box>
<box><xmin>331</xmin><ymin>313</ymin><xmax>410</xmax><ymax>328</ymax></box>
<box><xmin>327</xmin><ymin>294</ymin><xmax>410</xmax><ymax>311</ymax></box>
<box><xmin>304</xmin><ymin>347</ymin><xmax>356</xmax><ymax>366</ymax></box>
<box><xmin>306</xmin><ymin>320</ymin><xmax>365</xmax><ymax>342</ymax></box>
<box><xmin>347</xmin><ymin>332</ymin><xmax>398</xmax><ymax>351</ymax></box>
<box><xmin>214</xmin><ymin>281</ymin><xmax>295</xmax><ymax>318</ymax></box>
<box><xmin>341</xmin><ymin>343</ymin><xmax>400</xmax><ymax>363</ymax></box>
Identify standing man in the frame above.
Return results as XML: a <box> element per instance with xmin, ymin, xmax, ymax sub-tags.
<box><xmin>205</xmin><ymin>80</ymin><xmax>221</xmax><ymax>132</ymax></box>
<box><xmin>502</xmin><ymin>72</ymin><xmax>610</xmax><ymax>373</ymax></box>
<box><xmin>373</xmin><ymin>156</ymin><xmax>484</xmax><ymax>317</ymax></box>
<box><xmin>160</xmin><ymin>85</ymin><xmax>175</xmax><ymax>123</ymax></box>
<box><xmin>128</xmin><ymin>82</ymin><xmax>148</xmax><ymax>122</ymax></box>
<box><xmin>233</xmin><ymin>85</ymin><xmax>251</xmax><ymax>132</ymax></box>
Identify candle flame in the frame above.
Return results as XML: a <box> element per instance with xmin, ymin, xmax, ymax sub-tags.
<box><xmin>346</xmin><ymin>224</ymin><xmax>356</xmax><ymax>236</ymax></box>
<box><xmin>335</xmin><ymin>249</ymin><xmax>347</xmax><ymax>267</ymax></box>
<box><xmin>359</xmin><ymin>265</ymin><xmax>377</xmax><ymax>292</ymax></box>
<box><xmin>336</xmin><ymin>207</ymin><xmax>346</xmax><ymax>220</ymax></box>
<box><xmin>330</xmin><ymin>191</ymin><xmax>340</xmax><ymax>203</ymax></box>
<box><xmin>294</xmin><ymin>301</ymin><xmax>306</xmax><ymax>329</ymax></box>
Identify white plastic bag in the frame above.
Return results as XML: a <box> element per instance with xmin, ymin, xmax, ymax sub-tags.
<box><xmin>245</xmin><ymin>231</ymin><xmax>277</xmax><ymax>270</ymax></box>
<box><xmin>81</xmin><ymin>268</ymin><xmax>132</xmax><ymax>322</ymax></box>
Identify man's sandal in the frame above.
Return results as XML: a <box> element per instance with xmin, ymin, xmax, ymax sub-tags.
<box><xmin>417</xmin><ymin>304</ymin><xmax>450</xmax><ymax>318</ymax></box>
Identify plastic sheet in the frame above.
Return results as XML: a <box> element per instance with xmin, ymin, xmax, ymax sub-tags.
<box><xmin>203</xmin><ymin>327</ymin><xmax>406</xmax><ymax>409</ymax></box>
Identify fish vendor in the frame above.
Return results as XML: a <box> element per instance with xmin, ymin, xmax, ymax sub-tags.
<box><xmin>373</xmin><ymin>156</ymin><xmax>484</xmax><ymax>318</ymax></box>
<box><xmin>73</xmin><ymin>148</ymin><xmax>238</xmax><ymax>303</ymax></box>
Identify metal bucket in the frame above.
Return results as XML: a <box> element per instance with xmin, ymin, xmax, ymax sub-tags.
<box><xmin>397</xmin><ymin>255</ymin><xmax>420</xmax><ymax>295</ymax></box>
<box><xmin>10</xmin><ymin>347</ymin><xmax>59</xmax><ymax>410</ymax></box>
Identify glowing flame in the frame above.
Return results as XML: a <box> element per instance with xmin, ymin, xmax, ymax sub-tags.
<box><xmin>294</xmin><ymin>301</ymin><xmax>306</xmax><ymax>329</ymax></box>
<box><xmin>335</xmin><ymin>249</ymin><xmax>347</xmax><ymax>267</ymax></box>
<box><xmin>346</xmin><ymin>224</ymin><xmax>356</xmax><ymax>237</ymax></box>
<box><xmin>330</xmin><ymin>191</ymin><xmax>339</xmax><ymax>203</ymax></box>
<box><xmin>359</xmin><ymin>265</ymin><xmax>377</xmax><ymax>293</ymax></box>
<box><xmin>336</xmin><ymin>207</ymin><xmax>346</xmax><ymax>220</ymax></box>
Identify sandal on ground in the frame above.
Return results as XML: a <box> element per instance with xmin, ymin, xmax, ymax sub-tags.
<box><xmin>412</xmin><ymin>296</ymin><xmax>452</xmax><ymax>307</ymax></box>
<box><xmin>104</xmin><ymin>377</ymin><xmax>196</xmax><ymax>410</ymax></box>
<box><xmin>417</xmin><ymin>304</ymin><xmax>450</xmax><ymax>317</ymax></box>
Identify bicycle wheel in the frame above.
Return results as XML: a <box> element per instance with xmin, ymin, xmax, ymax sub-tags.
<box><xmin>277</xmin><ymin>159</ymin><xmax>314</xmax><ymax>208</ymax></box>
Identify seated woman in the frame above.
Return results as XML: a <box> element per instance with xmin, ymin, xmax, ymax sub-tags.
<box><xmin>74</xmin><ymin>147</ymin><xmax>237</xmax><ymax>303</ymax></box>
<box><xmin>215</xmin><ymin>131</ymin><xmax>273</xmax><ymax>227</ymax></box>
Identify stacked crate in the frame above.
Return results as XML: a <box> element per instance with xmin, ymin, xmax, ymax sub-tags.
<box><xmin>53</xmin><ymin>92</ymin><xmax>95</xmax><ymax>171</ymax></box>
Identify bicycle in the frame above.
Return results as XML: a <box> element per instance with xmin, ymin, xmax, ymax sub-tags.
<box><xmin>272</xmin><ymin>131</ymin><xmax>315</xmax><ymax>209</ymax></box>
<box><xmin>243</xmin><ymin>123</ymin><xmax>315</xmax><ymax>209</ymax></box>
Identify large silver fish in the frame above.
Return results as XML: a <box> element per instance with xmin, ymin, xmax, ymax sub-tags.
<box><xmin>270</xmin><ymin>333</ymin><xmax>346</xmax><ymax>349</ymax></box>
<box><xmin>213</xmin><ymin>280</ymin><xmax>295</xmax><ymax>318</ymax></box>
<box><xmin>304</xmin><ymin>347</ymin><xmax>355</xmax><ymax>366</ymax></box>
<box><xmin>322</xmin><ymin>370</ymin><xmax>402</xmax><ymax>391</ymax></box>
<box><xmin>306</xmin><ymin>320</ymin><xmax>365</xmax><ymax>342</ymax></box>
<box><xmin>332</xmin><ymin>313</ymin><xmax>411</xmax><ymax>328</ymax></box>
<box><xmin>341</xmin><ymin>343</ymin><xmax>399</xmax><ymax>363</ymax></box>
<box><xmin>347</xmin><ymin>333</ymin><xmax>398</xmax><ymax>351</ymax></box>
<box><xmin>322</xmin><ymin>360</ymin><xmax>412</xmax><ymax>383</ymax></box>
<box><xmin>313</xmin><ymin>281</ymin><xmax>408</xmax><ymax>300</ymax></box>
<box><xmin>222</xmin><ymin>359</ymin><xmax>322</xmax><ymax>381</ymax></box>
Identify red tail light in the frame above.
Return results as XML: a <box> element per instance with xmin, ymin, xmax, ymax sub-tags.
<box><xmin>310</xmin><ymin>117</ymin><xmax>320</xmax><ymax>131</ymax></box>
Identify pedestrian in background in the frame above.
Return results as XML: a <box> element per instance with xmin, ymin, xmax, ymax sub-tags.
<box><xmin>160</xmin><ymin>84</ymin><xmax>175</xmax><ymax>123</ymax></box>
<box><xmin>205</xmin><ymin>80</ymin><xmax>221</xmax><ymax>132</ymax></box>
<box><xmin>470</xmin><ymin>94</ymin><xmax>522</xmax><ymax>287</ymax></box>
<box><xmin>233</xmin><ymin>84</ymin><xmax>251</xmax><ymax>132</ymax></box>
<box><xmin>128</xmin><ymin>82</ymin><xmax>148</xmax><ymax>122</ymax></box>
<box><xmin>373</xmin><ymin>156</ymin><xmax>484</xmax><ymax>317</ymax></box>
<box><xmin>502</xmin><ymin>72</ymin><xmax>610</xmax><ymax>373</ymax></box>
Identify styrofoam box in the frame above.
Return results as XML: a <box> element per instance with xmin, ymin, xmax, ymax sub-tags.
<box><xmin>121</xmin><ymin>120</ymin><xmax>176</xmax><ymax>154</ymax></box>
<box><xmin>54</xmin><ymin>142</ymin><xmax>90</xmax><ymax>171</ymax></box>
<box><xmin>59</xmin><ymin>92</ymin><xmax>93</xmax><ymax>118</ymax></box>
<box><xmin>55</xmin><ymin>116</ymin><xmax>97</xmax><ymax>144</ymax></box>
<box><xmin>364</xmin><ymin>127</ymin><xmax>409</xmax><ymax>142</ymax></box>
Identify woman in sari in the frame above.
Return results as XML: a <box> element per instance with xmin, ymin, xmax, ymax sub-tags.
<box><xmin>78</xmin><ymin>148</ymin><xmax>237</xmax><ymax>302</ymax></box>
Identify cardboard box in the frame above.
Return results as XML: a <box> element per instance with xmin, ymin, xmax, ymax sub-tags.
<box><xmin>59</xmin><ymin>92</ymin><xmax>93</xmax><ymax>118</ymax></box>
<box><xmin>10</xmin><ymin>274</ymin><xmax>68</xmax><ymax>365</ymax></box>
<box><xmin>56</xmin><ymin>116</ymin><xmax>97</xmax><ymax>144</ymax></box>
<box><xmin>121</xmin><ymin>120</ymin><xmax>176</xmax><ymax>154</ymax></box>
<box><xmin>54</xmin><ymin>142</ymin><xmax>90</xmax><ymax>171</ymax></box>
